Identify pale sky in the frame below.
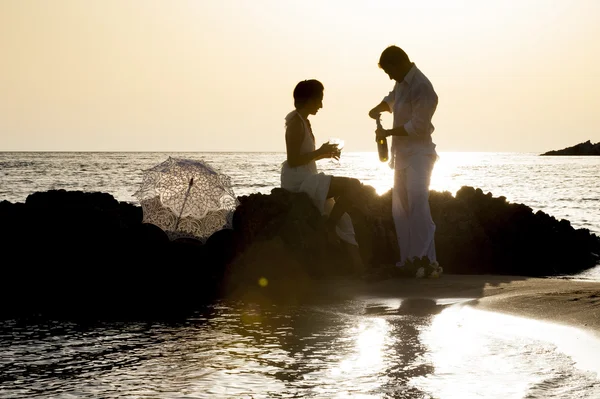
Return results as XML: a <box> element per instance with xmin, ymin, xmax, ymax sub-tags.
<box><xmin>1</xmin><ymin>0</ymin><xmax>599</xmax><ymax>152</ymax></box>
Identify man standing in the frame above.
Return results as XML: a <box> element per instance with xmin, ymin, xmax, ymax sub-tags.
<box><xmin>369</xmin><ymin>45</ymin><xmax>440</xmax><ymax>276</ymax></box>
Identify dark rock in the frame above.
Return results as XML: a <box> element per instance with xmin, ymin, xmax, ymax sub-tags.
<box><xmin>541</xmin><ymin>140</ymin><xmax>600</xmax><ymax>155</ymax></box>
<box><xmin>0</xmin><ymin>186</ymin><xmax>599</xmax><ymax>320</ymax></box>
<box><xmin>205</xmin><ymin>228</ymin><xmax>237</xmax><ymax>286</ymax></box>
<box><xmin>222</xmin><ymin>235</ymin><xmax>313</xmax><ymax>304</ymax></box>
<box><xmin>231</xmin><ymin>188</ymin><xmax>353</xmax><ymax>279</ymax></box>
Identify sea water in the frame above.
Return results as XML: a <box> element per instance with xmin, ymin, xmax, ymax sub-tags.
<box><xmin>1</xmin><ymin>152</ymin><xmax>600</xmax><ymax>398</ymax></box>
<box><xmin>1</xmin><ymin>299</ymin><xmax>600</xmax><ymax>398</ymax></box>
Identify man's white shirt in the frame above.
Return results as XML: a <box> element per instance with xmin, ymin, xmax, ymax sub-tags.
<box><xmin>382</xmin><ymin>63</ymin><xmax>438</xmax><ymax>169</ymax></box>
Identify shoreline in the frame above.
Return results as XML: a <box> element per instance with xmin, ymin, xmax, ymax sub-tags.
<box><xmin>320</xmin><ymin>274</ymin><xmax>600</xmax><ymax>334</ymax></box>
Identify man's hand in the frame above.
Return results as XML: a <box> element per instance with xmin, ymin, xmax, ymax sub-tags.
<box><xmin>375</xmin><ymin>127</ymin><xmax>389</xmax><ymax>141</ymax></box>
<box><xmin>369</xmin><ymin>108</ymin><xmax>381</xmax><ymax>120</ymax></box>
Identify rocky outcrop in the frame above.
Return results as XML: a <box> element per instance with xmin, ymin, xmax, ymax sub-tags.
<box><xmin>541</xmin><ymin>140</ymin><xmax>600</xmax><ymax>155</ymax></box>
<box><xmin>0</xmin><ymin>187</ymin><xmax>598</xmax><ymax>319</ymax></box>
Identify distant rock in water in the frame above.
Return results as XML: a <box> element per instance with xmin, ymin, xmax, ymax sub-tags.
<box><xmin>0</xmin><ymin>188</ymin><xmax>599</xmax><ymax>319</ymax></box>
<box><xmin>541</xmin><ymin>140</ymin><xmax>600</xmax><ymax>155</ymax></box>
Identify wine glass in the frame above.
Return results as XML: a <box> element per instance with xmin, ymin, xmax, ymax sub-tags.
<box><xmin>328</xmin><ymin>138</ymin><xmax>345</xmax><ymax>165</ymax></box>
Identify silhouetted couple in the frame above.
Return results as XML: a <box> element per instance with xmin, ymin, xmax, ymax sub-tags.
<box><xmin>281</xmin><ymin>45</ymin><xmax>442</xmax><ymax>278</ymax></box>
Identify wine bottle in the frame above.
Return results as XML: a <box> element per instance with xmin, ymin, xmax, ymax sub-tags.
<box><xmin>376</xmin><ymin>116</ymin><xmax>388</xmax><ymax>162</ymax></box>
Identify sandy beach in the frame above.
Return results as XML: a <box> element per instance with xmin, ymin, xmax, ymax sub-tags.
<box><xmin>325</xmin><ymin>274</ymin><xmax>600</xmax><ymax>333</ymax></box>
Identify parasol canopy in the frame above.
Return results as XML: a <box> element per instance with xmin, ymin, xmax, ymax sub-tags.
<box><xmin>133</xmin><ymin>157</ymin><xmax>238</xmax><ymax>242</ymax></box>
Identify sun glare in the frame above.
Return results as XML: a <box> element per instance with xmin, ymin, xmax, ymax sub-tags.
<box><xmin>429</xmin><ymin>151</ymin><xmax>488</xmax><ymax>195</ymax></box>
<box><xmin>413</xmin><ymin>304</ymin><xmax>600</xmax><ymax>397</ymax></box>
<box><xmin>331</xmin><ymin>317</ymin><xmax>389</xmax><ymax>374</ymax></box>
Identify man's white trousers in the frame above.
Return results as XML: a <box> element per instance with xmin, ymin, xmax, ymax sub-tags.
<box><xmin>392</xmin><ymin>154</ymin><xmax>437</xmax><ymax>266</ymax></box>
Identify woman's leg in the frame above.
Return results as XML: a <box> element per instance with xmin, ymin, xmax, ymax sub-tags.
<box><xmin>325</xmin><ymin>176</ymin><xmax>366</xmax><ymax>229</ymax></box>
<box><xmin>327</xmin><ymin>176</ymin><xmax>367</xmax><ymax>274</ymax></box>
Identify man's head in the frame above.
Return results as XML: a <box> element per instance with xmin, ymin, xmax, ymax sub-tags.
<box><xmin>293</xmin><ymin>79</ymin><xmax>324</xmax><ymax>115</ymax></box>
<box><xmin>378</xmin><ymin>45</ymin><xmax>412</xmax><ymax>81</ymax></box>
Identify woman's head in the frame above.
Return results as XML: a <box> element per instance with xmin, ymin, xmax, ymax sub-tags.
<box><xmin>293</xmin><ymin>79</ymin><xmax>324</xmax><ymax>115</ymax></box>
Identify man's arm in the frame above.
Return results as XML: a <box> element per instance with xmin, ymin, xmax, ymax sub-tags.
<box><xmin>369</xmin><ymin>83</ymin><xmax>396</xmax><ymax>119</ymax></box>
<box><xmin>368</xmin><ymin>101</ymin><xmax>391</xmax><ymax>119</ymax></box>
<box><xmin>404</xmin><ymin>83</ymin><xmax>438</xmax><ymax>136</ymax></box>
<box><xmin>376</xmin><ymin>83</ymin><xmax>438</xmax><ymax>139</ymax></box>
<box><xmin>376</xmin><ymin>125</ymin><xmax>408</xmax><ymax>139</ymax></box>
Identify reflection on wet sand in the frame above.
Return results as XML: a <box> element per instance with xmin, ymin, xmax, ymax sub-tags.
<box><xmin>1</xmin><ymin>296</ymin><xmax>600</xmax><ymax>398</ymax></box>
<box><xmin>415</xmin><ymin>304</ymin><xmax>600</xmax><ymax>398</ymax></box>
<box><xmin>217</xmin><ymin>297</ymin><xmax>465</xmax><ymax>397</ymax></box>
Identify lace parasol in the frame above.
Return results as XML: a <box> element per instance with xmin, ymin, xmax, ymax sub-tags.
<box><xmin>133</xmin><ymin>157</ymin><xmax>238</xmax><ymax>242</ymax></box>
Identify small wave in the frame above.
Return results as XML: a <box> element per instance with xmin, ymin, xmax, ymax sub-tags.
<box><xmin>556</xmin><ymin>198</ymin><xmax>599</xmax><ymax>203</ymax></box>
<box><xmin>233</xmin><ymin>183</ymin><xmax>275</xmax><ymax>189</ymax></box>
<box><xmin>0</xmin><ymin>161</ymin><xmax>37</xmax><ymax>169</ymax></box>
<box><xmin>525</xmin><ymin>368</ymin><xmax>600</xmax><ymax>399</ymax></box>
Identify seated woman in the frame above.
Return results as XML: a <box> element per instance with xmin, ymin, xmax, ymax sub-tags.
<box><xmin>280</xmin><ymin>79</ymin><xmax>367</xmax><ymax>272</ymax></box>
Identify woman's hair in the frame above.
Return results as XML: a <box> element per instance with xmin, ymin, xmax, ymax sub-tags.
<box><xmin>293</xmin><ymin>79</ymin><xmax>324</xmax><ymax>108</ymax></box>
<box><xmin>378</xmin><ymin>45</ymin><xmax>410</xmax><ymax>69</ymax></box>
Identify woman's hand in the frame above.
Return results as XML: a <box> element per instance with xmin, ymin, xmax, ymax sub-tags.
<box><xmin>316</xmin><ymin>142</ymin><xmax>341</xmax><ymax>161</ymax></box>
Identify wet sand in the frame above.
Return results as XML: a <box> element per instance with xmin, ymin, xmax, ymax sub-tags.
<box><xmin>323</xmin><ymin>274</ymin><xmax>600</xmax><ymax>333</ymax></box>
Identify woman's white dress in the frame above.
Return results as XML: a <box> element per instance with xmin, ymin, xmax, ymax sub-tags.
<box><xmin>280</xmin><ymin>110</ymin><xmax>358</xmax><ymax>246</ymax></box>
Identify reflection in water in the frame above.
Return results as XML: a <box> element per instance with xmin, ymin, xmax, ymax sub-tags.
<box><xmin>1</xmin><ymin>299</ymin><xmax>599</xmax><ymax>398</ymax></box>
<box><xmin>415</xmin><ymin>305</ymin><xmax>600</xmax><ymax>399</ymax></box>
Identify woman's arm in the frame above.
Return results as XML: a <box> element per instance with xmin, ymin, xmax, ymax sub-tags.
<box><xmin>286</xmin><ymin>116</ymin><xmax>336</xmax><ymax>167</ymax></box>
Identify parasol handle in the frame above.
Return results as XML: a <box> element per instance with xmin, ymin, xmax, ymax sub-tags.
<box><xmin>174</xmin><ymin>177</ymin><xmax>194</xmax><ymax>231</ymax></box>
